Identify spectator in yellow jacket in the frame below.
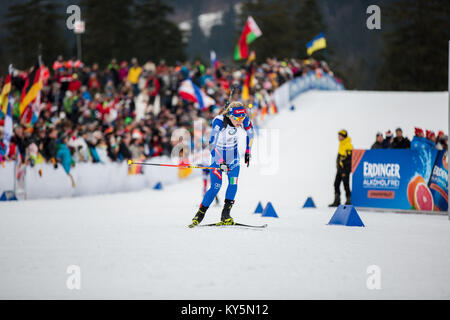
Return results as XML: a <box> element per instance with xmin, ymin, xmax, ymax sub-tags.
<box><xmin>127</xmin><ymin>57</ymin><xmax>142</xmax><ymax>96</ymax></box>
<box><xmin>329</xmin><ymin>129</ymin><xmax>353</xmax><ymax>207</ymax></box>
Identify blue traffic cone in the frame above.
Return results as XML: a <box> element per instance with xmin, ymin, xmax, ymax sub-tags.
<box><xmin>254</xmin><ymin>201</ymin><xmax>264</xmax><ymax>214</ymax></box>
<box><xmin>262</xmin><ymin>202</ymin><xmax>278</xmax><ymax>218</ymax></box>
<box><xmin>153</xmin><ymin>182</ymin><xmax>163</xmax><ymax>190</ymax></box>
<box><xmin>328</xmin><ymin>205</ymin><xmax>365</xmax><ymax>227</ymax></box>
<box><xmin>0</xmin><ymin>191</ymin><xmax>18</xmax><ymax>201</ymax></box>
<box><xmin>303</xmin><ymin>197</ymin><xmax>316</xmax><ymax>208</ymax></box>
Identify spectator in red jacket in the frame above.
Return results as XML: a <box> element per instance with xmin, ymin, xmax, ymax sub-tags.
<box><xmin>68</xmin><ymin>73</ymin><xmax>82</xmax><ymax>92</ymax></box>
<box><xmin>150</xmin><ymin>134</ymin><xmax>163</xmax><ymax>157</ymax></box>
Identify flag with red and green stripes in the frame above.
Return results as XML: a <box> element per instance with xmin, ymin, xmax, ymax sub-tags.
<box><xmin>234</xmin><ymin>16</ymin><xmax>262</xmax><ymax>60</ymax></box>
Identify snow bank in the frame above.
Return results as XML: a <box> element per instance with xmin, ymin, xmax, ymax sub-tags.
<box><xmin>0</xmin><ymin>156</ymin><xmax>198</xmax><ymax>200</ymax></box>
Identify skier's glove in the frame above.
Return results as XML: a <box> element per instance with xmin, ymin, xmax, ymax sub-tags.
<box><xmin>245</xmin><ymin>151</ymin><xmax>251</xmax><ymax>167</ymax></box>
<box><xmin>219</xmin><ymin>162</ymin><xmax>229</xmax><ymax>173</ymax></box>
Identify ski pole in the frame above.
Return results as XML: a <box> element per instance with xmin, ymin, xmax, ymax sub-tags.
<box><xmin>224</xmin><ymin>84</ymin><xmax>238</xmax><ymax>113</ymax></box>
<box><xmin>127</xmin><ymin>160</ymin><xmax>216</xmax><ymax>170</ymax></box>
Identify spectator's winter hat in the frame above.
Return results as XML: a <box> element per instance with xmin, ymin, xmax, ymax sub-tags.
<box><xmin>376</xmin><ymin>132</ymin><xmax>383</xmax><ymax>137</ymax></box>
<box><xmin>438</xmin><ymin>130</ymin><xmax>445</xmax><ymax>137</ymax></box>
<box><xmin>414</xmin><ymin>127</ymin><xmax>424</xmax><ymax>136</ymax></box>
<box><xmin>426</xmin><ymin>130</ymin><xmax>436</xmax><ymax>140</ymax></box>
<box><xmin>228</xmin><ymin>101</ymin><xmax>246</xmax><ymax>120</ymax></box>
<box><xmin>385</xmin><ymin>130</ymin><xmax>392</xmax><ymax>137</ymax></box>
<box><xmin>338</xmin><ymin>129</ymin><xmax>347</xmax><ymax>138</ymax></box>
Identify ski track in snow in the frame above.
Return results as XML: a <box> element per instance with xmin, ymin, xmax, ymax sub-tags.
<box><xmin>0</xmin><ymin>91</ymin><xmax>449</xmax><ymax>299</ymax></box>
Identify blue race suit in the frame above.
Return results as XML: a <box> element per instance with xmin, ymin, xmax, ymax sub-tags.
<box><xmin>201</xmin><ymin>114</ymin><xmax>254</xmax><ymax>207</ymax></box>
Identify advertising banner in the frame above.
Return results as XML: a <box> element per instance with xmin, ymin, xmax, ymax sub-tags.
<box><xmin>428</xmin><ymin>150</ymin><xmax>448</xmax><ymax>212</ymax></box>
<box><xmin>351</xmin><ymin>141</ymin><xmax>446</xmax><ymax>212</ymax></box>
<box><xmin>273</xmin><ymin>70</ymin><xmax>345</xmax><ymax>111</ymax></box>
<box><xmin>288</xmin><ymin>71</ymin><xmax>345</xmax><ymax>102</ymax></box>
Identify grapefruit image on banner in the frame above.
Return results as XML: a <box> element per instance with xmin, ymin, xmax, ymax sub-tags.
<box><xmin>414</xmin><ymin>182</ymin><xmax>434</xmax><ymax>211</ymax></box>
<box><xmin>407</xmin><ymin>175</ymin><xmax>425</xmax><ymax>208</ymax></box>
<box><xmin>406</xmin><ymin>174</ymin><xmax>433</xmax><ymax>211</ymax></box>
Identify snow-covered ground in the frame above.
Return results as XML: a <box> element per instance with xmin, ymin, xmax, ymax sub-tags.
<box><xmin>0</xmin><ymin>91</ymin><xmax>449</xmax><ymax>299</ymax></box>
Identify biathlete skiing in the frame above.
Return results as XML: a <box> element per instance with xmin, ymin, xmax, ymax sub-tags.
<box><xmin>188</xmin><ymin>101</ymin><xmax>254</xmax><ymax>228</ymax></box>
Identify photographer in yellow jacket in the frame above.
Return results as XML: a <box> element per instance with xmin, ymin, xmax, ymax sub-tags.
<box><xmin>329</xmin><ymin>129</ymin><xmax>353</xmax><ymax>207</ymax></box>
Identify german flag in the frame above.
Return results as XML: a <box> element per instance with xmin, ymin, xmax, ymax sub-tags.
<box><xmin>241</xmin><ymin>51</ymin><xmax>256</xmax><ymax>101</ymax></box>
<box><xmin>0</xmin><ymin>73</ymin><xmax>12</xmax><ymax>115</ymax></box>
<box><xmin>19</xmin><ymin>62</ymin><xmax>43</xmax><ymax>122</ymax></box>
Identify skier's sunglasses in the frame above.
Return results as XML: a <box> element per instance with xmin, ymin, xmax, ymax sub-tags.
<box><xmin>231</xmin><ymin>116</ymin><xmax>245</xmax><ymax>123</ymax></box>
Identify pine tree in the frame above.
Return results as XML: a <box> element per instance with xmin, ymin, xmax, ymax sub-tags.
<box><xmin>79</xmin><ymin>0</ymin><xmax>134</xmax><ymax>67</ymax></box>
<box><xmin>134</xmin><ymin>0</ymin><xmax>185</xmax><ymax>65</ymax></box>
<box><xmin>293</xmin><ymin>0</ymin><xmax>327</xmax><ymax>59</ymax></box>
<box><xmin>187</xmin><ymin>1</ymin><xmax>208</xmax><ymax>62</ymax></box>
<box><xmin>377</xmin><ymin>0</ymin><xmax>450</xmax><ymax>90</ymax></box>
<box><xmin>3</xmin><ymin>0</ymin><xmax>68</xmax><ymax>69</ymax></box>
<box><xmin>208</xmin><ymin>2</ymin><xmax>237</xmax><ymax>64</ymax></box>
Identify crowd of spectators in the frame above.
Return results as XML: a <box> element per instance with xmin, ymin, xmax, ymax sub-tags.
<box><xmin>371</xmin><ymin>127</ymin><xmax>448</xmax><ymax>150</ymax></box>
<box><xmin>0</xmin><ymin>55</ymin><xmax>338</xmax><ymax>178</ymax></box>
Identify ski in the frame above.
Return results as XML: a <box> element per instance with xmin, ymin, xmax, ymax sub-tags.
<box><xmin>195</xmin><ymin>222</ymin><xmax>268</xmax><ymax>229</ymax></box>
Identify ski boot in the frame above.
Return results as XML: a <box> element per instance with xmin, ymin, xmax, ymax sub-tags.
<box><xmin>217</xmin><ymin>199</ymin><xmax>235</xmax><ymax>226</ymax></box>
<box><xmin>188</xmin><ymin>205</ymin><xmax>208</xmax><ymax>228</ymax></box>
<box><xmin>328</xmin><ymin>193</ymin><xmax>340</xmax><ymax>207</ymax></box>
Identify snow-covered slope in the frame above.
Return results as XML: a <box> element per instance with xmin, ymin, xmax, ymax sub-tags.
<box><xmin>248</xmin><ymin>90</ymin><xmax>448</xmax><ymax>207</ymax></box>
<box><xmin>0</xmin><ymin>90</ymin><xmax>449</xmax><ymax>299</ymax></box>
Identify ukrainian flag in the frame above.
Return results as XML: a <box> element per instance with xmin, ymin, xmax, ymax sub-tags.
<box><xmin>306</xmin><ymin>32</ymin><xmax>326</xmax><ymax>56</ymax></box>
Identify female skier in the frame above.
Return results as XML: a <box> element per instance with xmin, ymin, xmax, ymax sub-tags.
<box><xmin>189</xmin><ymin>101</ymin><xmax>254</xmax><ymax>227</ymax></box>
